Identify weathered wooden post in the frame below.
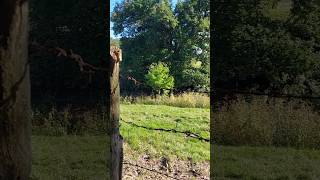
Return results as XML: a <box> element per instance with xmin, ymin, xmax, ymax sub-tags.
<box><xmin>0</xmin><ymin>0</ymin><xmax>32</xmax><ymax>179</ymax></box>
<box><xmin>107</xmin><ymin>45</ymin><xmax>123</xmax><ymax>180</ymax></box>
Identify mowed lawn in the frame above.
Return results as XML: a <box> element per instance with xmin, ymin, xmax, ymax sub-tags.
<box><xmin>212</xmin><ymin>145</ymin><xmax>320</xmax><ymax>179</ymax></box>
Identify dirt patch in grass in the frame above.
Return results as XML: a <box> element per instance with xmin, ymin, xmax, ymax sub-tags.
<box><xmin>122</xmin><ymin>153</ymin><xmax>209</xmax><ymax>179</ymax></box>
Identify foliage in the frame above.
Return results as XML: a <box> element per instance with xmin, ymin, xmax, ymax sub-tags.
<box><xmin>145</xmin><ymin>62</ymin><xmax>174</xmax><ymax>94</ymax></box>
<box><xmin>173</xmin><ymin>0</ymin><xmax>210</xmax><ymax>91</ymax></box>
<box><xmin>212</xmin><ymin>0</ymin><xmax>320</xmax><ymax>96</ymax></box>
<box><xmin>30</xmin><ymin>0</ymin><xmax>210</xmax><ymax>96</ymax></box>
<box><xmin>111</xmin><ymin>0</ymin><xmax>210</xmax><ymax>92</ymax></box>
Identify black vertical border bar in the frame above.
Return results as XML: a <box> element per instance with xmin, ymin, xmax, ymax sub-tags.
<box><xmin>209</xmin><ymin>0</ymin><xmax>214</xmax><ymax>179</ymax></box>
<box><xmin>106</xmin><ymin>0</ymin><xmax>111</xmax><ymax>178</ymax></box>
<box><xmin>98</xmin><ymin>0</ymin><xmax>111</xmax><ymax>178</ymax></box>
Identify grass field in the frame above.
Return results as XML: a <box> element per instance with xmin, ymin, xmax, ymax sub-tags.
<box><xmin>120</xmin><ymin>104</ymin><xmax>210</xmax><ymax>161</ymax></box>
<box><xmin>212</xmin><ymin>145</ymin><xmax>320</xmax><ymax>179</ymax></box>
<box><xmin>31</xmin><ymin>136</ymin><xmax>109</xmax><ymax>180</ymax></box>
<box><xmin>30</xmin><ymin>104</ymin><xmax>210</xmax><ymax>179</ymax></box>
<box><xmin>30</xmin><ymin>136</ymin><xmax>320</xmax><ymax>179</ymax></box>
<box><xmin>30</xmin><ymin>102</ymin><xmax>320</xmax><ymax>179</ymax></box>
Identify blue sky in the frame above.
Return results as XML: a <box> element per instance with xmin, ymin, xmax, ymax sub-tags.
<box><xmin>110</xmin><ymin>0</ymin><xmax>120</xmax><ymax>38</ymax></box>
<box><xmin>110</xmin><ymin>0</ymin><xmax>177</xmax><ymax>38</ymax></box>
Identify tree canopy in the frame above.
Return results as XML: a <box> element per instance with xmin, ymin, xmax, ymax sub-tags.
<box><xmin>112</xmin><ymin>0</ymin><xmax>210</xmax><ymax>92</ymax></box>
<box><xmin>213</xmin><ymin>0</ymin><xmax>320</xmax><ymax>96</ymax></box>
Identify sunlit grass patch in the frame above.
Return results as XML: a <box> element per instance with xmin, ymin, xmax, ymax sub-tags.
<box><xmin>120</xmin><ymin>104</ymin><xmax>210</xmax><ymax>162</ymax></box>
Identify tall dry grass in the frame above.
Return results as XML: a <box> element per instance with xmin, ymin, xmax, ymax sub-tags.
<box><xmin>212</xmin><ymin>96</ymin><xmax>320</xmax><ymax>149</ymax></box>
<box><xmin>31</xmin><ymin>105</ymin><xmax>107</xmax><ymax>136</ymax></box>
<box><xmin>121</xmin><ymin>92</ymin><xmax>210</xmax><ymax>108</ymax></box>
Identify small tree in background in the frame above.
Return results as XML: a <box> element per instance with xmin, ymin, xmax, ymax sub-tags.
<box><xmin>145</xmin><ymin>62</ymin><xmax>174</xmax><ymax>96</ymax></box>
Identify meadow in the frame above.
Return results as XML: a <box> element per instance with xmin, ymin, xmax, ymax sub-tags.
<box><xmin>212</xmin><ymin>96</ymin><xmax>320</xmax><ymax>179</ymax></box>
<box><xmin>30</xmin><ymin>93</ymin><xmax>210</xmax><ymax>179</ymax></box>
<box><xmin>30</xmin><ymin>92</ymin><xmax>320</xmax><ymax>179</ymax></box>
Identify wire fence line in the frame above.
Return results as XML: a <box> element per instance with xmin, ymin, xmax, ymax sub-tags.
<box><xmin>120</xmin><ymin>118</ymin><xmax>210</xmax><ymax>143</ymax></box>
<box><xmin>214</xmin><ymin>88</ymin><xmax>320</xmax><ymax>100</ymax></box>
<box><xmin>120</xmin><ymin>118</ymin><xmax>209</xmax><ymax>179</ymax></box>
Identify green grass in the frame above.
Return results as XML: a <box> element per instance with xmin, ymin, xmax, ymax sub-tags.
<box><xmin>30</xmin><ymin>104</ymin><xmax>210</xmax><ymax>179</ymax></box>
<box><xmin>31</xmin><ymin>136</ymin><xmax>109</xmax><ymax>180</ymax></box>
<box><xmin>212</xmin><ymin>144</ymin><xmax>320</xmax><ymax>179</ymax></box>
<box><xmin>120</xmin><ymin>104</ymin><xmax>210</xmax><ymax>161</ymax></box>
<box><xmin>30</xmin><ymin>102</ymin><xmax>320</xmax><ymax>179</ymax></box>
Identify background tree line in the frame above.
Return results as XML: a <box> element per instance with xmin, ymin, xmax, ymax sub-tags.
<box><xmin>112</xmin><ymin>0</ymin><xmax>210</xmax><ymax>94</ymax></box>
<box><xmin>213</xmin><ymin>0</ymin><xmax>320</xmax><ymax>98</ymax></box>
<box><xmin>29</xmin><ymin>0</ymin><xmax>210</xmax><ymax>103</ymax></box>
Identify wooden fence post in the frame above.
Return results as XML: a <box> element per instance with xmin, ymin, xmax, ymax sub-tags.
<box><xmin>107</xmin><ymin>46</ymin><xmax>123</xmax><ymax>180</ymax></box>
<box><xmin>0</xmin><ymin>0</ymin><xmax>32</xmax><ymax>179</ymax></box>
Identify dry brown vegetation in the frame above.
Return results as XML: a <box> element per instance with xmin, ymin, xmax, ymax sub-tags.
<box><xmin>121</xmin><ymin>92</ymin><xmax>210</xmax><ymax>109</ymax></box>
<box><xmin>212</xmin><ymin>96</ymin><xmax>320</xmax><ymax>149</ymax></box>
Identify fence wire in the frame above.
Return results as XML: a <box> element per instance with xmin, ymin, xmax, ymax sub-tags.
<box><xmin>120</xmin><ymin>118</ymin><xmax>210</xmax><ymax>143</ymax></box>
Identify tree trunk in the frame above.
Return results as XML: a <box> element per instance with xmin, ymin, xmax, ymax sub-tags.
<box><xmin>107</xmin><ymin>50</ymin><xmax>123</xmax><ymax>180</ymax></box>
<box><xmin>0</xmin><ymin>1</ymin><xmax>31</xmax><ymax>180</ymax></box>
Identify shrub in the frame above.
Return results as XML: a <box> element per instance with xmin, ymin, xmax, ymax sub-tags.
<box><xmin>121</xmin><ymin>92</ymin><xmax>210</xmax><ymax>108</ymax></box>
<box><xmin>145</xmin><ymin>62</ymin><xmax>174</xmax><ymax>95</ymax></box>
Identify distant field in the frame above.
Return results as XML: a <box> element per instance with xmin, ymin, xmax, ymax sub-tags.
<box><xmin>212</xmin><ymin>144</ymin><xmax>320</xmax><ymax>179</ymax></box>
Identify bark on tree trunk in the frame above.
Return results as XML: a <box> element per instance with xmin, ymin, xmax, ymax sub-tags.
<box><xmin>107</xmin><ymin>51</ymin><xmax>123</xmax><ymax>180</ymax></box>
<box><xmin>0</xmin><ymin>1</ymin><xmax>31</xmax><ymax>180</ymax></box>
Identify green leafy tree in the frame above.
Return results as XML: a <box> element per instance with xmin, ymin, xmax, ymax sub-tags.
<box><xmin>173</xmin><ymin>0</ymin><xmax>210</xmax><ymax>91</ymax></box>
<box><xmin>213</xmin><ymin>0</ymin><xmax>320</xmax><ymax>96</ymax></box>
<box><xmin>111</xmin><ymin>0</ymin><xmax>209</xmax><ymax>92</ymax></box>
<box><xmin>145</xmin><ymin>62</ymin><xmax>174</xmax><ymax>95</ymax></box>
